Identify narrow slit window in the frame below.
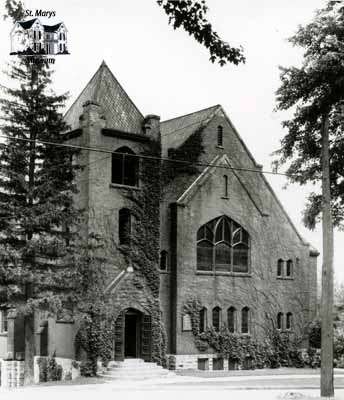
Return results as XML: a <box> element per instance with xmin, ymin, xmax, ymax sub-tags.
<box><xmin>217</xmin><ymin>126</ymin><xmax>223</xmax><ymax>147</ymax></box>
<box><xmin>227</xmin><ymin>307</ymin><xmax>236</xmax><ymax>333</ymax></box>
<box><xmin>199</xmin><ymin>308</ymin><xmax>207</xmax><ymax>333</ymax></box>
<box><xmin>160</xmin><ymin>250</ymin><xmax>168</xmax><ymax>271</ymax></box>
<box><xmin>277</xmin><ymin>259</ymin><xmax>284</xmax><ymax>277</ymax></box>
<box><xmin>286</xmin><ymin>312</ymin><xmax>293</xmax><ymax>330</ymax></box>
<box><xmin>241</xmin><ymin>307</ymin><xmax>250</xmax><ymax>334</ymax></box>
<box><xmin>286</xmin><ymin>260</ymin><xmax>293</xmax><ymax>277</ymax></box>
<box><xmin>212</xmin><ymin>307</ymin><xmax>221</xmax><ymax>332</ymax></box>
<box><xmin>119</xmin><ymin>208</ymin><xmax>131</xmax><ymax>245</ymax></box>
<box><xmin>223</xmin><ymin>175</ymin><xmax>228</xmax><ymax>197</ymax></box>
<box><xmin>277</xmin><ymin>312</ymin><xmax>284</xmax><ymax>330</ymax></box>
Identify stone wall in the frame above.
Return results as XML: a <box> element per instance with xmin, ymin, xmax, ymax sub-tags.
<box><xmin>0</xmin><ymin>360</ymin><xmax>24</xmax><ymax>387</ymax></box>
<box><xmin>162</xmin><ymin>112</ymin><xmax>318</xmax><ymax>355</ymax></box>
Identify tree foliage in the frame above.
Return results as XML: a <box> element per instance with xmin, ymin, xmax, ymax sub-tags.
<box><xmin>157</xmin><ymin>0</ymin><xmax>245</xmax><ymax>66</ymax></box>
<box><xmin>0</xmin><ymin>59</ymin><xmax>81</xmax><ymax>315</ymax></box>
<box><xmin>274</xmin><ymin>1</ymin><xmax>344</xmax><ymax>229</ymax></box>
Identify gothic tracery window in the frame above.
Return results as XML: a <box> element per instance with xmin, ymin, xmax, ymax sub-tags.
<box><xmin>196</xmin><ymin>216</ymin><xmax>250</xmax><ymax>273</ymax></box>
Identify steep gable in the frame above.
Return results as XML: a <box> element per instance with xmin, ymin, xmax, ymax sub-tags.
<box><xmin>161</xmin><ymin>105</ymin><xmax>220</xmax><ymax>155</ymax></box>
<box><xmin>162</xmin><ymin>105</ymin><xmax>307</xmax><ymax>245</ymax></box>
<box><xmin>64</xmin><ymin>61</ymin><xmax>144</xmax><ymax>133</ymax></box>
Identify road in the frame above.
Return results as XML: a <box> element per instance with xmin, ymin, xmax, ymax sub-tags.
<box><xmin>2</xmin><ymin>369</ymin><xmax>344</xmax><ymax>400</ymax></box>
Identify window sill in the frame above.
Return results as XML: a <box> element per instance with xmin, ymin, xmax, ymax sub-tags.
<box><xmin>196</xmin><ymin>271</ymin><xmax>251</xmax><ymax>277</ymax></box>
<box><xmin>109</xmin><ymin>183</ymin><xmax>140</xmax><ymax>191</ymax></box>
<box><xmin>277</xmin><ymin>276</ymin><xmax>294</xmax><ymax>280</ymax></box>
<box><xmin>216</xmin><ymin>146</ymin><xmax>224</xmax><ymax>149</ymax></box>
<box><xmin>221</xmin><ymin>196</ymin><xmax>229</xmax><ymax>200</ymax></box>
<box><xmin>0</xmin><ymin>332</ymin><xmax>8</xmax><ymax>337</ymax></box>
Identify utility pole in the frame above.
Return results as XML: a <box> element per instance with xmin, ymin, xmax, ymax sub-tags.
<box><xmin>320</xmin><ymin>113</ymin><xmax>334</xmax><ymax>398</ymax></box>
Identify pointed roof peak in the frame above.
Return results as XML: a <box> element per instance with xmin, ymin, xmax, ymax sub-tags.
<box><xmin>64</xmin><ymin>62</ymin><xmax>144</xmax><ymax>133</ymax></box>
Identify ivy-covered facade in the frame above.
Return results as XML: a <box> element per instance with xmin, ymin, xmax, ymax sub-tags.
<box><xmin>0</xmin><ymin>61</ymin><xmax>318</xmax><ymax>371</ymax></box>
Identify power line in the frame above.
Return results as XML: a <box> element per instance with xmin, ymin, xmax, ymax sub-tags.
<box><xmin>0</xmin><ymin>134</ymin><xmax>296</xmax><ymax>178</ymax></box>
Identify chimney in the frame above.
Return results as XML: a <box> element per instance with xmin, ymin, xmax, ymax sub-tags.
<box><xmin>143</xmin><ymin>114</ymin><xmax>161</xmax><ymax>142</ymax></box>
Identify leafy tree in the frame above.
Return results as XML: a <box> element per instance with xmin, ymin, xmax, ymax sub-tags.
<box><xmin>274</xmin><ymin>1</ymin><xmax>344</xmax><ymax>396</ymax></box>
<box><xmin>157</xmin><ymin>0</ymin><xmax>245</xmax><ymax>66</ymax></box>
<box><xmin>274</xmin><ymin>1</ymin><xmax>344</xmax><ymax>229</ymax></box>
<box><xmin>0</xmin><ymin>1</ymin><xmax>82</xmax><ymax>384</ymax></box>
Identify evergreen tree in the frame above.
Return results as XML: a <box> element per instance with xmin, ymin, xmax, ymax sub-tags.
<box><xmin>0</xmin><ymin>2</ymin><xmax>82</xmax><ymax>383</ymax></box>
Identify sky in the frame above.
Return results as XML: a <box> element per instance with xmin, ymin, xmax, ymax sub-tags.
<box><xmin>0</xmin><ymin>0</ymin><xmax>343</xmax><ymax>284</ymax></box>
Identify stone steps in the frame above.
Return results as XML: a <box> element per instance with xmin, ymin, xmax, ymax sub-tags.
<box><xmin>99</xmin><ymin>358</ymin><xmax>171</xmax><ymax>380</ymax></box>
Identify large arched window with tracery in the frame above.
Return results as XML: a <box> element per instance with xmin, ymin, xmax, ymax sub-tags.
<box><xmin>196</xmin><ymin>216</ymin><xmax>250</xmax><ymax>273</ymax></box>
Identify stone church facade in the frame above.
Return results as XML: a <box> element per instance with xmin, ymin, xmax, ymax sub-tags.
<box><xmin>0</xmin><ymin>61</ymin><xmax>318</xmax><ymax>372</ymax></box>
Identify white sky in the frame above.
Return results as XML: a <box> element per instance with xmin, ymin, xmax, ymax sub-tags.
<box><xmin>0</xmin><ymin>0</ymin><xmax>343</xmax><ymax>284</ymax></box>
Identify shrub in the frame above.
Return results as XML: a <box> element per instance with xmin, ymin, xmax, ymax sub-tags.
<box><xmin>80</xmin><ymin>360</ymin><xmax>96</xmax><ymax>377</ymax></box>
<box><xmin>46</xmin><ymin>356</ymin><xmax>63</xmax><ymax>381</ymax></box>
<box><xmin>308</xmin><ymin>319</ymin><xmax>321</xmax><ymax>349</ymax></box>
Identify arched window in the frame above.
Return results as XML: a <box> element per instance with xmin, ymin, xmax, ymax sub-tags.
<box><xmin>286</xmin><ymin>260</ymin><xmax>293</xmax><ymax>277</ymax></box>
<box><xmin>277</xmin><ymin>259</ymin><xmax>284</xmax><ymax>277</ymax></box>
<box><xmin>286</xmin><ymin>312</ymin><xmax>293</xmax><ymax>330</ymax></box>
<box><xmin>217</xmin><ymin>126</ymin><xmax>223</xmax><ymax>147</ymax></box>
<box><xmin>112</xmin><ymin>146</ymin><xmax>139</xmax><ymax>187</ymax></box>
<box><xmin>241</xmin><ymin>307</ymin><xmax>250</xmax><ymax>334</ymax></box>
<box><xmin>227</xmin><ymin>307</ymin><xmax>236</xmax><ymax>333</ymax></box>
<box><xmin>160</xmin><ymin>250</ymin><xmax>168</xmax><ymax>271</ymax></box>
<box><xmin>196</xmin><ymin>216</ymin><xmax>250</xmax><ymax>273</ymax></box>
<box><xmin>199</xmin><ymin>307</ymin><xmax>207</xmax><ymax>333</ymax></box>
<box><xmin>212</xmin><ymin>307</ymin><xmax>221</xmax><ymax>332</ymax></box>
<box><xmin>119</xmin><ymin>208</ymin><xmax>131</xmax><ymax>245</ymax></box>
<box><xmin>277</xmin><ymin>312</ymin><xmax>284</xmax><ymax>330</ymax></box>
<box><xmin>223</xmin><ymin>175</ymin><xmax>228</xmax><ymax>197</ymax></box>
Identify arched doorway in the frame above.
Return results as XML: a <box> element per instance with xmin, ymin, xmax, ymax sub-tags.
<box><xmin>124</xmin><ymin>309</ymin><xmax>141</xmax><ymax>358</ymax></box>
<box><xmin>114</xmin><ymin>308</ymin><xmax>152</xmax><ymax>361</ymax></box>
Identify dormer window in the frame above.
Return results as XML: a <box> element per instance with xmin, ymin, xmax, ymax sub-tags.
<box><xmin>217</xmin><ymin>126</ymin><xmax>223</xmax><ymax>147</ymax></box>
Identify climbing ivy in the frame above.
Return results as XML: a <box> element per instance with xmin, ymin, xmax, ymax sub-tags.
<box><xmin>183</xmin><ymin>297</ymin><xmax>309</xmax><ymax>369</ymax></box>
<box><xmin>120</xmin><ymin>138</ymin><xmax>167</xmax><ymax>366</ymax></box>
<box><xmin>162</xmin><ymin>125</ymin><xmax>205</xmax><ymax>185</ymax></box>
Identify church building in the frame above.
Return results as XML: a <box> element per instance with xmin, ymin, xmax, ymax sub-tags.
<box><xmin>0</xmin><ymin>61</ymin><xmax>318</xmax><ymax>373</ymax></box>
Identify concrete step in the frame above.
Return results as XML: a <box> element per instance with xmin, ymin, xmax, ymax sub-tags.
<box><xmin>99</xmin><ymin>359</ymin><xmax>171</xmax><ymax>380</ymax></box>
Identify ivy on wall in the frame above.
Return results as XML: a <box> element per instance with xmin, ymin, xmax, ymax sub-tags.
<box><xmin>119</xmin><ymin>138</ymin><xmax>167</xmax><ymax>366</ymax></box>
<box><xmin>162</xmin><ymin>125</ymin><xmax>205</xmax><ymax>185</ymax></box>
<box><xmin>182</xmin><ymin>297</ymin><xmax>315</xmax><ymax>369</ymax></box>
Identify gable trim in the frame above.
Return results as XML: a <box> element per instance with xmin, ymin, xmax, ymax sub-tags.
<box><xmin>176</xmin><ymin>154</ymin><xmax>266</xmax><ymax>217</ymax></box>
<box><xmin>206</xmin><ymin>107</ymin><xmax>308</xmax><ymax>246</ymax></box>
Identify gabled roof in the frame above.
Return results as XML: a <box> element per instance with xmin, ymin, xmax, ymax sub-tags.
<box><xmin>64</xmin><ymin>61</ymin><xmax>144</xmax><ymax>133</ymax></box>
<box><xmin>43</xmin><ymin>23</ymin><xmax>63</xmax><ymax>32</ymax></box>
<box><xmin>161</xmin><ymin>105</ymin><xmax>220</xmax><ymax>152</ymax></box>
<box><xmin>163</xmin><ymin>104</ymin><xmax>308</xmax><ymax>246</ymax></box>
<box><xmin>177</xmin><ymin>154</ymin><xmax>266</xmax><ymax>218</ymax></box>
<box><xmin>17</xmin><ymin>18</ymin><xmax>37</xmax><ymax>30</ymax></box>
